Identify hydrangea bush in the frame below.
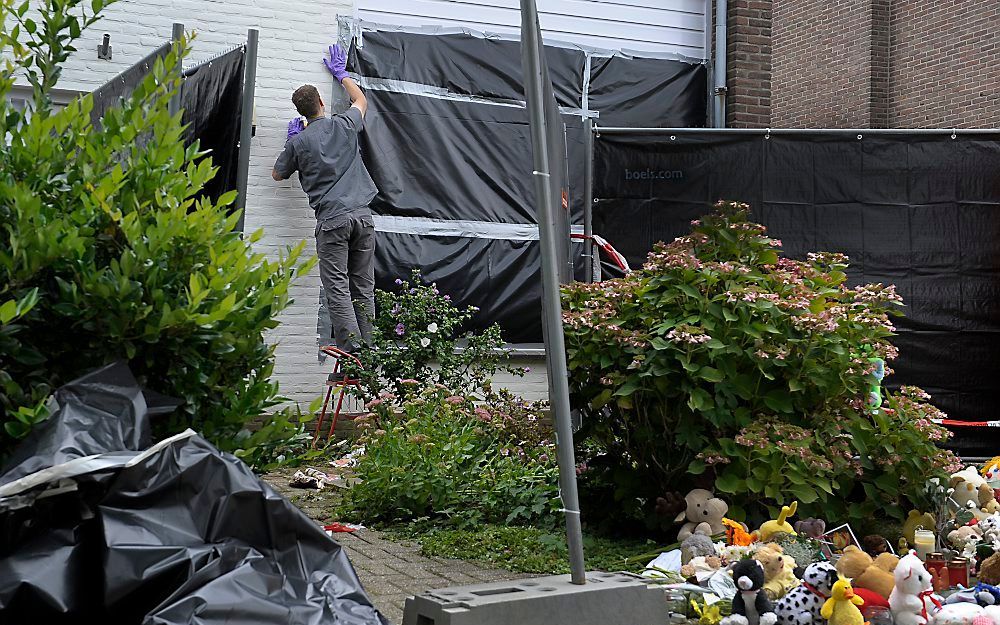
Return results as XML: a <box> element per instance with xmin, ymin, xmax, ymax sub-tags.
<box><xmin>344</xmin><ymin>271</ymin><xmax>526</xmax><ymax>401</ymax></box>
<box><xmin>563</xmin><ymin>201</ymin><xmax>960</xmax><ymax>523</ymax></box>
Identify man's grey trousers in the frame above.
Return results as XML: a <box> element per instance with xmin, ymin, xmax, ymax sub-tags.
<box><xmin>315</xmin><ymin>211</ymin><xmax>375</xmax><ymax>353</ymax></box>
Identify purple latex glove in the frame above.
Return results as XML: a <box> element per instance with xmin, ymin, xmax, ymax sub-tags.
<box><xmin>287</xmin><ymin>117</ymin><xmax>305</xmax><ymax>139</ymax></box>
<box><xmin>323</xmin><ymin>43</ymin><xmax>349</xmax><ymax>82</ymax></box>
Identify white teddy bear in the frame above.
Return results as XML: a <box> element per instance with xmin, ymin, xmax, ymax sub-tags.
<box><xmin>890</xmin><ymin>553</ymin><xmax>941</xmax><ymax>625</ymax></box>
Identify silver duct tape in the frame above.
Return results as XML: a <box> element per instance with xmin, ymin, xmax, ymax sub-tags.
<box><xmin>373</xmin><ymin>215</ymin><xmax>542</xmax><ymax>240</ymax></box>
<box><xmin>353</xmin><ymin>74</ymin><xmax>597</xmax><ymax>118</ymax></box>
<box><xmin>372</xmin><ymin>216</ymin><xmax>590</xmax><ymax>241</ymax></box>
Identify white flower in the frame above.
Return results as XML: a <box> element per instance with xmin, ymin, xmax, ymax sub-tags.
<box><xmin>419</xmin><ymin>337</ymin><xmax>431</xmax><ymax>348</ymax></box>
<box><xmin>427</xmin><ymin>322</ymin><xmax>438</xmax><ymax>333</ymax></box>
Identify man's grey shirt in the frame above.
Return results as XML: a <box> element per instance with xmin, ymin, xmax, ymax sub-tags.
<box><xmin>273</xmin><ymin>107</ymin><xmax>377</xmax><ymax>225</ymax></box>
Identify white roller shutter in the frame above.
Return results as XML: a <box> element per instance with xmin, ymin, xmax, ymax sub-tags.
<box><xmin>355</xmin><ymin>0</ymin><xmax>710</xmax><ymax>59</ymax></box>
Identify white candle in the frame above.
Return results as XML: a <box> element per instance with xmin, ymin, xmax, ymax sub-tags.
<box><xmin>914</xmin><ymin>529</ymin><xmax>936</xmax><ymax>560</ymax></box>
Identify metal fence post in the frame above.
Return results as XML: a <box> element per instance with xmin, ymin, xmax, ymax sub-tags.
<box><xmin>235</xmin><ymin>28</ymin><xmax>259</xmax><ymax>233</ymax></box>
<box><xmin>168</xmin><ymin>23</ymin><xmax>184</xmax><ymax>118</ymax></box>
<box><xmin>520</xmin><ymin>0</ymin><xmax>587</xmax><ymax>586</ymax></box>
<box><xmin>582</xmin><ymin>117</ymin><xmax>595</xmax><ymax>282</ymax></box>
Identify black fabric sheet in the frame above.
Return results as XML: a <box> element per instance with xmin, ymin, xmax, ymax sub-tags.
<box><xmin>180</xmin><ymin>47</ymin><xmax>245</xmax><ymax>205</ymax></box>
<box><xmin>349</xmin><ymin>30</ymin><xmax>585</xmax><ymax>109</ymax></box>
<box><xmin>339</xmin><ymin>28</ymin><xmax>707</xmax><ymax>345</ymax></box>
<box><xmin>90</xmin><ymin>45</ymin><xmax>245</xmax><ymax>208</ymax></box>
<box><xmin>372</xmin><ymin>233</ymin><xmax>589</xmax><ymax>344</ymax></box>
<box><xmin>0</xmin><ymin>363</ymin><xmax>385</xmax><ymax>625</ymax></box>
<box><xmin>592</xmin><ymin>132</ymin><xmax>1000</xmax><ymax>436</ymax></box>
<box><xmin>362</xmin><ymin>90</ymin><xmax>578</xmax><ymax>224</ymax></box>
<box><xmin>588</xmin><ymin>55</ymin><xmax>708</xmax><ymax>128</ymax></box>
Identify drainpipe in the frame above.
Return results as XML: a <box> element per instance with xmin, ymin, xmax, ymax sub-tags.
<box><xmin>713</xmin><ymin>0</ymin><xmax>728</xmax><ymax>128</ymax></box>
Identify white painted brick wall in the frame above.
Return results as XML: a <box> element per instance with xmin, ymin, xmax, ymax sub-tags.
<box><xmin>16</xmin><ymin>0</ymin><xmax>551</xmax><ymax>408</ymax></box>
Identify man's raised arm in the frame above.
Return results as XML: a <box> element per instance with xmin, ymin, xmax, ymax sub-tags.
<box><xmin>323</xmin><ymin>44</ymin><xmax>367</xmax><ymax>118</ymax></box>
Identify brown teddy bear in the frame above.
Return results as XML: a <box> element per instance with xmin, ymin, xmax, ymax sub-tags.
<box><xmin>675</xmin><ymin>489</ymin><xmax>729</xmax><ymax>541</ymax></box>
<box><xmin>980</xmin><ymin>551</ymin><xmax>1000</xmax><ymax>585</ymax></box>
<box><xmin>835</xmin><ymin>545</ymin><xmax>897</xmax><ymax>599</ymax></box>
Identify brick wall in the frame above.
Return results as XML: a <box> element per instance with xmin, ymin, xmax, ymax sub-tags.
<box><xmin>727</xmin><ymin>0</ymin><xmax>1000</xmax><ymax>129</ymax></box>
<box><xmin>771</xmin><ymin>0</ymin><xmax>885</xmax><ymax>128</ymax></box>
<box><xmin>889</xmin><ymin>1</ymin><xmax>1000</xmax><ymax>128</ymax></box>
<box><xmin>724</xmin><ymin>0</ymin><xmax>772</xmax><ymax>128</ymax></box>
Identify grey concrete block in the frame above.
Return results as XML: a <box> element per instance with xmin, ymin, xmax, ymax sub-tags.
<box><xmin>402</xmin><ymin>572</ymin><xmax>667</xmax><ymax>625</ymax></box>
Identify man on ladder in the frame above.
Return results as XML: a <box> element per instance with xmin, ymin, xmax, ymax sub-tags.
<box><xmin>272</xmin><ymin>43</ymin><xmax>376</xmax><ymax>354</ymax></box>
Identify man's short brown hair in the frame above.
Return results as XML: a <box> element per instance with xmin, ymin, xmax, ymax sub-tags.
<box><xmin>292</xmin><ymin>84</ymin><xmax>322</xmax><ymax>118</ymax></box>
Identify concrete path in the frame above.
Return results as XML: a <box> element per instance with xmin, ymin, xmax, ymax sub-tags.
<box><xmin>337</xmin><ymin>528</ymin><xmax>522</xmax><ymax>624</ymax></box>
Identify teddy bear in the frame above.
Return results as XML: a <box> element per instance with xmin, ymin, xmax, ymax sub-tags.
<box><xmin>982</xmin><ymin>458</ymin><xmax>1000</xmax><ymax>501</ymax></box>
<box><xmin>676</xmin><ymin>488</ymin><xmax>729</xmax><ymax>541</ymax></box>
<box><xmin>795</xmin><ymin>518</ymin><xmax>826</xmax><ymax>540</ymax></box>
<box><xmin>979</xmin><ymin>552</ymin><xmax>1000</xmax><ymax>586</ymax></box>
<box><xmin>949</xmin><ymin>525</ymin><xmax>985</xmax><ymax>558</ymax></box>
<box><xmin>683</xmin><ymin>533</ymin><xmax>720</xmax><ymax>564</ymax></box>
<box><xmin>978</xmin><ymin>515</ymin><xmax>1000</xmax><ymax>549</ymax></box>
<box><xmin>863</xmin><ymin>535</ymin><xmax>891</xmax><ymax>557</ymax></box>
<box><xmin>836</xmin><ymin>545</ymin><xmax>897</xmax><ymax>600</ymax></box>
<box><xmin>775</xmin><ymin>561</ymin><xmax>838</xmax><ymax>625</ymax></box>
<box><xmin>951</xmin><ymin>467</ymin><xmax>999</xmax><ymax>518</ymax></box>
<box><xmin>903</xmin><ymin>511</ymin><xmax>938</xmax><ymax>547</ymax></box>
<box><xmin>890</xmin><ymin>553</ymin><xmax>941</xmax><ymax>625</ymax></box>
<box><xmin>723</xmin><ymin>559</ymin><xmax>778</xmax><ymax>625</ymax></box>
<box><xmin>756</xmin><ymin>543</ymin><xmax>800</xmax><ymax>600</ymax></box>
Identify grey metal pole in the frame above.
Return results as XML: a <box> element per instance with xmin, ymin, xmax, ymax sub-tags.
<box><xmin>713</xmin><ymin>0</ymin><xmax>727</xmax><ymax>128</ymax></box>
<box><xmin>234</xmin><ymin>28</ymin><xmax>259</xmax><ymax>233</ymax></box>
<box><xmin>591</xmin><ymin>126</ymin><xmax>997</xmax><ymax>136</ymax></box>
<box><xmin>520</xmin><ymin>0</ymin><xmax>587</xmax><ymax>585</ymax></box>
<box><xmin>582</xmin><ymin>117</ymin><xmax>595</xmax><ymax>282</ymax></box>
<box><xmin>168</xmin><ymin>23</ymin><xmax>184</xmax><ymax>119</ymax></box>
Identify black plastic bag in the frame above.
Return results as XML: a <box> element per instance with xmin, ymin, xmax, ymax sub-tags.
<box><xmin>0</xmin><ymin>362</ymin><xmax>386</xmax><ymax>625</ymax></box>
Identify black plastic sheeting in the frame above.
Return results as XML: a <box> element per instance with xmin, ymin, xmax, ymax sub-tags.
<box><xmin>361</xmin><ymin>90</ymin><xmax>578</xmax><ymax>224</ymax></box>
<box><xmin>592</xmin><ymin>131</ymin><xmax>1000</xmax><ymax>446</ymax></box>
<box><xmin>180</xmin><ymin>46</ymin><xmax>245</xmax><ymax>205</ymax></box>
<box><xmin>348</xmin><ymin>29</ymin><xmax>584</xmax><ymax>109</ymax></box>
<box><xmin>0</xmin><ymin>362</ymin><xmax>386</xmax><ymax>625</ymax></box>
<box><xmin>588</xmin><ymin>55</ymin><xmax>708</xmax><ymax>128</ymax></box>
<box><xmin>90</xmin><ymin>44</ymin><xmax>245</xmax><ymax>207</ymax></box>
<box><xmin>335</xmin><ymin>28</ymin><xmax>706</xmax><ymax>344</ymax></box>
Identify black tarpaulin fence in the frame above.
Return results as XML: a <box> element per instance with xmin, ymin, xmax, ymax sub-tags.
<box><xmin>0</xmin><ymin>363</ymin><xmax>386</xmax><ymax>625</ymax></box>
<box><xmin>180</xmin><ymin>46</ymin><xmax>245</xmax><ymax>204</ymax></box>
<box><xmin>315</xmin><ymin>21</ymin><xmax>707</xmax><ymax>349</ymax></box>
<box><xmin>89</xmin><ymin>42</ymin><xmax>172</xmax><ymax>126</ymax></box>
<box><xmin>591</xmin><ymin>127</ymin><xmax>1000</xmax><ymax>449</ymax></box>
<box><xmin>89</xmin><ymin>35</ymin><xmax>248</xmax><ymax>209</ymax></box>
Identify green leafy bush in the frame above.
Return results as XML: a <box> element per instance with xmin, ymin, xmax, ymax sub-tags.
<box><xmin>339</xmin><ymin>385</ymin><xmax>560</xmax><ymax>528</ymax></box>
<box><xmin>563</xmin><ymin>201</ymin><xmax>959</xmax><ymax>522</ymax></box>
<box><xmin>344</xmin><ymin>271</ymin><xmax>525</xmax><ymax>401</ymax></box>
<box><xmin>0</xmin><ymin>0</ymin><xmax>314</xmax><ymax>464</ymax></box>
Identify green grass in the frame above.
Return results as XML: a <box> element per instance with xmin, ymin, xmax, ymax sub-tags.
<box><xmin>387</xmin><ymin>524</ymin><xmax>661</xmax><ymax>575</ymax></box>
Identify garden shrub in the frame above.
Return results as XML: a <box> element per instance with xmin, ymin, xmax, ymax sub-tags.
<box><xmin>563</xmin><ymin>201</ymin><xmax>960</xmax><ymax>523</ymax></box>
<box><xmin>344</xmin><ymin>270</ymin><xmax>526</xmax><ymax>401</ymax></box>
<box><xmin>339</xmin><ymin>384</ymin><xmax>560</xmax><ymax>528</ymax></box>
<box><xmin>0</xmin><ymin>0</ymin><xmax>314</xmax><ymax>465</ymax></box>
